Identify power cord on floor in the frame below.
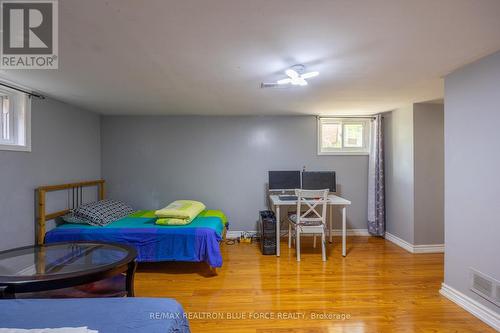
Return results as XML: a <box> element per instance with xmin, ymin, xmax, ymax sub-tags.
<box><xmin>225</xmin><ymin>232</ymin><xmax>260</xmax><ymax>245</ymax></box>
<box><xmin>225</xmin><ymin>239</ymin><xmax>237</xmax><ymax>245</ymax></box>
<box><xmin>225</xmin><ymin>230</ymin><xmax>291</xmax><ymax>246</ymax></box>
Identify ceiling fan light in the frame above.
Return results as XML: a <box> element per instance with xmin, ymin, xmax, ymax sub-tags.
<box><xmin>271</xmin><ymin>66</ymin><xmax>317</xmax><ymax>87</ymax></box>
<box><xmin>285</xmin><ymin>69</ymin><xmax>299</xmax><ymax>79</ymax></box>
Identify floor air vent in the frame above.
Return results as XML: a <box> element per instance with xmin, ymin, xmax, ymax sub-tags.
<box><xmin>470</xmin><ymin>268</ymin><xmax>500</xmax><ymax>307</ymax></box>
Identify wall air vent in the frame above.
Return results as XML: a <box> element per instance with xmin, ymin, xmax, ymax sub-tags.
<box><xmin>470</xmin><ymin>268</ymin><xmax>500</xmax><ymax>307</ymax></box>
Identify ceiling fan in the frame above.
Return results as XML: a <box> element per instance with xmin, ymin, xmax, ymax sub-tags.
<box><xmin>261</xmin><ymin>64</ymin><xmax>319</xmax><ymax>88</ymax></box>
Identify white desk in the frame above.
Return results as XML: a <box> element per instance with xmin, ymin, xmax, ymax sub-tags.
<box><xmin>269</xmin><ymin>194</ymin><xmax>352</xmax><ymax>257</ymax></box>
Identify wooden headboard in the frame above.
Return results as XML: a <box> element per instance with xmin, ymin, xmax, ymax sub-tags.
<box><xmin>36</xmin><ymin>180</ymin><xmax>105</xmax><ymax>245</ymax></box>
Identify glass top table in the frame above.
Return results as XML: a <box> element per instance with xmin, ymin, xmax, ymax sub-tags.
<box><xmin>0</xmin><ymin>242</ymin><xmax>137</xmax><ymax>298</ymax></box>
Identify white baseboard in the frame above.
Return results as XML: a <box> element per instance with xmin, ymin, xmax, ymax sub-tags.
<box><xmin>226</xmin><ymin>229</ymin><xmax>370</xmax><ymax>239</ymax></box>
<box><xmin>384</xmin><ymin>232</ymin><xmax>414</xmax><ymax>252</ymax></box>
<box><xmin>384</xmin><ymin>232</ymin><xmax>444</xmax><ymax>253</ymax></box>
<box><xmin>440</xmin><ymin>283</ymin><xmax>500</xmax><ymax>331</ymax></box>
<box><xmin>413</xmin><ymin>243</ymin><xmax>445</xmax><ymax>253</ymax></box>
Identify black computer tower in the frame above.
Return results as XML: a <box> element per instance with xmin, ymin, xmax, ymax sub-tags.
<box><xmin>259</xmin><ymin>210</ymin><xmax>276</xmax><ymax>255</ymax></box>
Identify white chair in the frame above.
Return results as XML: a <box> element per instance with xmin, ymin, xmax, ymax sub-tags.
<box><xmin>288</xmin><ymin>189</ymin><xmax>329</xmax><ymax>261</ymax></box>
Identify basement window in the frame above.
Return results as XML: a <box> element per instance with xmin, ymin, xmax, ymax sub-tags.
<box><xmin>0</xmin><ymin>87</ymin><xmax>31</xmax><ymax>152</ymax></box>
<box><xmin>317</xmin><ymin>117</ymin><xmax>371</xmax><ymax>155</ymax></box>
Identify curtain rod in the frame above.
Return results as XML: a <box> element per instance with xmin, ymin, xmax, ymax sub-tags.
<box><xmin>0</xmin><ymin>82</ymin><xmax>45</xmax><ymax>99</ymax></box>
<box><xmin>317</xmin><ymin>115</ymin><xmax>381</xmax><ymax>119</ymax></box>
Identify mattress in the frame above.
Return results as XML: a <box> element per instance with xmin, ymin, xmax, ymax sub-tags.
<box><xmin>45</xmin><ymin>210</ymin><xmax>225</xmax><ymax>267</ymax></box>
<box><xmin>0</xmin><ymin>298</ymin><xmax>190</xmax><ymax>333</ymax></box>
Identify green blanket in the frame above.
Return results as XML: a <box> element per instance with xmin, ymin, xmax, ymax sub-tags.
<box><xmin>130</xmin><ymin>209</ymin><xmax>228</xmax><ymax>227</ymax></box>
<box><xmin>198</xmin><ymin>209</ymin><xmax>228</xmax><ymax>226</ymax></box>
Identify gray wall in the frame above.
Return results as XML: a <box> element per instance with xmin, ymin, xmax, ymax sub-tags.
<box><xmin>0</xmin><ymin>98</ymin><xmax>101</xmax><ymax>251</ymax></box>
<box><xmin>414</xmin><ymin>103</ymin><xmax>444</xmax><ymax>245</ymax></box>
<box><xmin>101</xmin><ymin>116</ymin><xmax>368</xmax><ymax>231</ymax></box>
<box><xmin>444</xmin><ymin>51</ymin><xmax>500</xmax><ymax>313</ymax></box>
<box><xmin>384</xmin><ymin>106</ymin><xmax>415</xmax><ymax>243</ymax></box>
<box><xmin>385</xmin><ymin>103</ymin><xmax>444</xmax><ymax>246</ymax></box>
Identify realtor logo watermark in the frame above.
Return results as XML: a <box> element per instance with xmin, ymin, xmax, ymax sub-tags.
<box><xmin>0</xmin><ymin>0</ymin><xmax>58</xmax><ymax>69</ymax></box>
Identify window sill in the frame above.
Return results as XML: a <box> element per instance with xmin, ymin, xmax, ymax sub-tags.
<box><xmin>0</xmin><ymin>143</ymin><xmax>31</xmax><ymax>152</ymax></box>
<box><xmin>317</xmin><ymin>151</ymin><xmax>369</xmax><ymax>156</ymax></box>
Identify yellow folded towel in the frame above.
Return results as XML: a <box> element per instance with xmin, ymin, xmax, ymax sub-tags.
<box><xmin>154</xmin><ymin>200</ymin><xmax>206</xmax><ymax>222</ymax></box>
<box><xmin>155</xmin><ymin>217</ymin><xmax>190</xmax><ymax>225</ymax></box>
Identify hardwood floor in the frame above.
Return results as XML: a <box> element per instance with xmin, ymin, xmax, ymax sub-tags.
<box><xmin>135</xmin><ymin>237</ymin><xmax>495</xmax><ymax>333</ymax></box>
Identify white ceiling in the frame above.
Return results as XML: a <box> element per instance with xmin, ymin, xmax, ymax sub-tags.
<box><xmin>1</xmin><ymin>0</ymin><xmax>500</xmax><ymax>115</ymax></box>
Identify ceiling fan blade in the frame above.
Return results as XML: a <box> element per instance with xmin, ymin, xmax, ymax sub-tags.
<box><xmin>297</xmin><ymin>78</ymin><xmax>308</xmax><ymax>86</ymax></box>
<box><xmin>260</xmin><ymin>82</ymin><xmax>279</xmax><ymax>88</ymax></box>
<box><xmin>285</xmin><ymin>69</ymin><xmax>299</xmax><ymax>79</ymax></box>
<box><xmin>301</xmin><ymin>71</ymin><xmax>319</xmax><ymax>79</ymax></box>
<box><xmin>277</xmin><ymin>78</ymin><xmax>292</xmax><ymax>85</ymax></box>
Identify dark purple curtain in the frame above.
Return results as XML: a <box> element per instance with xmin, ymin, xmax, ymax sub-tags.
<box><xmin>368</xmin><ymin>114</ymin><xmax>385</xmax><ymax>236</ymax></box>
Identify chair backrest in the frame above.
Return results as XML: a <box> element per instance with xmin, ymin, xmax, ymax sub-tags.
<box><xmin>294</xmin><ymin>189</ymin><xmax>329</xmax><ymax>225</ymax></box>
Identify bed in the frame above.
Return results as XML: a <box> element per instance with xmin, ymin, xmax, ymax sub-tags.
<box><xmin>0</xmin><ymin>297</ymin><xmax>190</xmax><ymax>332</ymax></box>
<box><xmin>37</xmin><ymin>180</ymin><xmax>226</xmax><ymax>269</ymax></box>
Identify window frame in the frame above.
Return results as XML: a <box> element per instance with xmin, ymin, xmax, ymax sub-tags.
<box><xmin>0</xmin><ymin>87</ymin><xmax>31</xmax><ymax>152</ymax></box>
<box><xmin>1</xmin><ymin>96</ymin><xmax>14</xmax><ymax>144</ymax></box>
<box><xmin>317</xmin><ymin>117</ymin><xmax>372</xmax><ymax>155</ymax></box>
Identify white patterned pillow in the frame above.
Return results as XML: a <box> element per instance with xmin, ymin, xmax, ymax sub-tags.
<box><xmin>72</xmin><ymin>200</ymin><xmax>134</xmax><ymax>226</ymax></box>
<box><xmin>62</xmin><ymin>212</ymin><xmax>91</xmax><ymax>225</ymax></box>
